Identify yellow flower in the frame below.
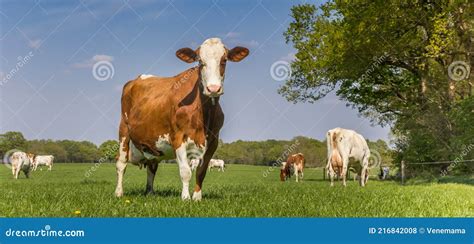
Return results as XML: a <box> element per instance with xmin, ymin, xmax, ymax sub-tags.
<box><xmin>125</xmin><ymin>199</ymin><xmax>131</xmax><ymax>204</ymax></box>
<box><xmin>74</xmin><ymin>210</ymin><xmax>81</xmax><ymax>215</ymax></box>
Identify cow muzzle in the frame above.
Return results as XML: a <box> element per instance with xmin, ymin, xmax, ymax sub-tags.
<box><xmin>205</xmin><ymin>84</ymin><xmax>223</xmax><ymax>97</ymax></box>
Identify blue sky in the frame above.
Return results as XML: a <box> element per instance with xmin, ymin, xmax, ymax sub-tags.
<box><xmin>0</xmin><ymin>0</ymin><xmax>390</xmax><ymax>145</ymax></box>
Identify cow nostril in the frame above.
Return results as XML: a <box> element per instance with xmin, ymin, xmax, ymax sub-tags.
<box><xmin>206</xmin><ymin>85</ymin><xmax>221</xmax><ymax>93</ymax></box>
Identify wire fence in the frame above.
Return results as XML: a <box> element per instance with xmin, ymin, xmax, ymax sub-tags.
<box><xmin>321</xmin><ymin>159</ymin><xmax>474</xmax><ymax>184</ymax></box>
<box><xmin>405</xmin><ymin>159</ymin><xmax>474</xmax><ymax>165</ymax></box>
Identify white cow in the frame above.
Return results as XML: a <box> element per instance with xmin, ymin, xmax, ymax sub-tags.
<box><xmin>10</xmin><ymin>151</ymin><xmax>32</xmax><ymax>179</ymax></box>
<box><xmin>326</xmin><ymin>128</ymin><xmax>370</xmax><ymax>187</ymax></box>
<box><xmin>189</xmin><ymin>159</ymin><xmax>200</xmax><ymax>171</ymax></box>
<box><xmin>32</xmin><ymin>155</ymin><xmax>54</xmax><ymax>171</ymax></box>
<box><xmin>208</xmin><ymin>159</ymin><xmax>225</xmax><ymax>172</ymax></box>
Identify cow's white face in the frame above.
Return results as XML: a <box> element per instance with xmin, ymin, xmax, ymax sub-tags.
<box><xmin>199</xmin><ymin>38</ymin><xmax>226</xmax><ymax>97</ymax></box>
<box><xmin>176</xmin><ymin>37</ymin><xmax>249</xmax><ymax>97</ymax></box>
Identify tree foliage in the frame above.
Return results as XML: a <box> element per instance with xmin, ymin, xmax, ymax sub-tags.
<box><xmin>0</xmin><ymin>131</ymin><xmax>27</xmax><ymax>157</ymax></box>
<box><xmin>283</xmin><ymin>1</ymin><xmax>473</xmax><ymax>175</ymax></box>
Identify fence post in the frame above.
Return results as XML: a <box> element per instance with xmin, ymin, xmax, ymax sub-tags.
<box><xmin>401</xmin><ymin>160</ymin><xmax>405</xmax><ymax>185</ymax></box>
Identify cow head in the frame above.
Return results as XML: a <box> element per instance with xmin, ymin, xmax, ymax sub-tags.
<box><xmin>176</xmin><ymin>38</ymin><xmax>249</xmax><ymax>97</ymax></box>
<box><xmin>26</xmin><ymin>153</ymin><xmax>35</xmax><ymax>165</ymax></box>
<box><xmin>280</xmin><ymin>169</ymin><xmax>286</xmax><ymax>181</ymax></box>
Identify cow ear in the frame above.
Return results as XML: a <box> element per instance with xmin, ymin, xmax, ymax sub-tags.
<box><xmin>176</xmin><ymin>48</ymin><xmax>198</xmax><ymax>63</ymax></box>
<box><xmin>227</xmin><ymin>46</ymin><xmax>249</xmax><ymax>62</ymax></box>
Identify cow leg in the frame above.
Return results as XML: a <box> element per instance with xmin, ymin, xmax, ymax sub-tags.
<box><xmin>145</xmin><ymin>161</ymin><xmax>158</xmax><ymax>194</ymax></box>
<box><xmin>360</xmin><ymin>167</ymin><xmax>369</xmax><ymax>187</ymax></box>
<box><xmin>115</xmin><ymin>136</ymin><xmax>129</xmax><ymax>197</ymax></box>
<box><xmin>328</xmin><ymin>165</ymin><xmax>335</xmax><ymax>186</ymax></box>
<box><xmin>360</xmin><ymin>153</ymin><xmax>370</xmax><ymax>187</ymax></box>
<box><xmin>342</xmin><ymin>160</ymin><xmax>348</xmax><ymax>187</ymax></box>
<box><xmin>175</xmin><ymin>144</ymin><xmax>191</xmax><ymax>200</ymax></box>
<box><xmin>15</xmin><ymin>167</ymin><xmax>20</xmax><ymax>179</ymax></box>
<box><xmin>194</xmin><ymin>138</ymin><xmax>217</xmax><ymax>201</ymax></box>
<box><xmin>294</xmin><ymin>165</ymin><xmax>298</xmax><ymax>182</ymax></box>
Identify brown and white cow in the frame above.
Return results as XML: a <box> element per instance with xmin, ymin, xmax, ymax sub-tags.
<box><xmin>326</xmin><ymin>128</ymin><xmax>370</xmax><ymax>187</ymax></box>
<box><xmin>282</xmin><ymin>153</ymin><xmax>305</xmax><ymax>182</ymax></box>
<box><xmin>114</xmin><ymin>38</ymin><xmax>249</xmax><ymax>201</ymax></box>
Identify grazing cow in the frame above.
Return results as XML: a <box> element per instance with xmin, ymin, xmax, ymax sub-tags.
<box><xmin>10</xmin><ymin>151</ymin><xmax>32</xmax><ymax>179</ymax></box>
<box><xmin>189</xmin><ymin>159</ymin><xmax>200</xmax><ymax>171</ymax></box>
<box><xmin>282</xmin><ymin>153</ymin><xmax>305</xmax><ymax>182</ymax></box>
<box><xmin>326</xmin><ymin>128</ymin><xmax>370</xmax><ymax>187</ymax></box>
<box><xmin>208</xmin><ymin>159</ymin><xmax>225</xmax><ymax>172</ymax></box>
<box><xmin>114</xmin><ymin>38</ymin><xmax>249</xmax><ymax>200</ymax></box>
<box><xmin>31</xmin><ymin>155</ymin><xmax>54</xmax><ymax>171</ymax></box>
<box><xmin>279</xmin><ymin>162</ymin><xmax>291</xmax><ymax>181</ymax></box>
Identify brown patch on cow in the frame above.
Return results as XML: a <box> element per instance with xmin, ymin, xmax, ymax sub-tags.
<box><xmin>194</xmin><ymin>185</ymin><xmax>201</xmax><ymax>192</ymax></box>
<box><xmin>219</xmin><ymin>55</ymin><xmax>227</xmax><ymax>76</ymax></box>
<box><xmin>282</xmin><ymin>153</ymin><xmax>305</xmax><ymax>181</ymax></box>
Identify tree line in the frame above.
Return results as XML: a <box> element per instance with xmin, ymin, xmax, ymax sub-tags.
<box><xmin>0</xmin><ymin>131</ymin><xmax>393</xmax><ymax>168</ymax></box>
<box><xmin>0</xmin><ymin>131</ymin><xmax>118</xmax><ymax>163</ymax></box>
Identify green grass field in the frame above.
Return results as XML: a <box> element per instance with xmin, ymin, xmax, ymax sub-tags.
<box><xmin>0</xmin><ymin>163</ymin><xmax>473</xmax><ymax>217</ymax></box>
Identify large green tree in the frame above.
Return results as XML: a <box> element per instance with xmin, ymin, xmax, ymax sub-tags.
<box><xmin>0</xmin><ymin>131</ymin><xmax>27</xmax><ymax>157</ymax></box>
<box><xmin>282</xmin><ymin>1</ymin><xmax>473</xmax><ymax>174</ymax></box>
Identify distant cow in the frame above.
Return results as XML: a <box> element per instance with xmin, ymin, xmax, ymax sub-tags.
<box><xmin>208</xmin><ymin>159</ymin><xmax>225</xmax><ymax>172</ymax></box>
<box><xmin>114</xmin><ymin>37</ymin><xmax>249</xmax><ymax>200</ymax></box>
<box><xmin>10</xmin><ymin>151</ymin><xmax>32</xmax><ymax>179</ymax></box>
<box><xmin>189</xmin><ymin>159</ymin><xmax>200</xmax><ymax>171</ymax></box>
<box><xmin>326</xmin><ymin>128</ymin><xmax>370</xmax><ymax>187</ymax></box>
<box><xmin>282</xmin><ymin>153</ymin><xmax>305</xmax><ymax>182</ymax></box>
<box><xmin>31</xmin><ymin>155</ymin><xmax>54</xmax><ymax>171</ymax></box>
<box><xmin>279</xmin><ymin>162</ymin><xmax>292</xmax><ymax>181</ymax></box>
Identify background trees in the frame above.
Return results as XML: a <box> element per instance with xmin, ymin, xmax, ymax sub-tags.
<box><xmin>0</xmin><ymin>131</ymin><xmax>27</xmax><ymax>157</ymax></box>
<box><xmin>282</xmin><ymin>1</ymin><xmax>473</xmax><ymax>175</ymax></box>
<box><xmin>0</xmin><ymin>131</ymin><xmax>393</xmax><ymax>167</ymax></box>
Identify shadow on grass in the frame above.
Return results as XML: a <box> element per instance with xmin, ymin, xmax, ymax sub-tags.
<box><xmin>438</xmin><ymin>176</ymin><xmax>474</xmax><ymax>186</ymax></box>
<box><xmin>303</xmin><ymin>178</ymin><xmax>328</xmax><ymax>182</ymax></box>
<box><xmin>125</xmin><ymin>187</ymin><xmax>223</xmax><ymax>199</ymax></box>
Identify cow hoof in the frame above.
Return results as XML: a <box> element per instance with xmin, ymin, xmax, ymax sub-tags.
<box><xmin>181</xmin><ymin>191</ymin><xmax>191</xmax><ymax>200</ymax></box>
<box><xmin>115</xmin><ymin>190</ymin><xmax>123</xmax><ymax>197</ymax></box>
<box><xmin>192</xmin><ymin>191</ymin><xmax>202</xmax><ymax>201</ymax></box>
